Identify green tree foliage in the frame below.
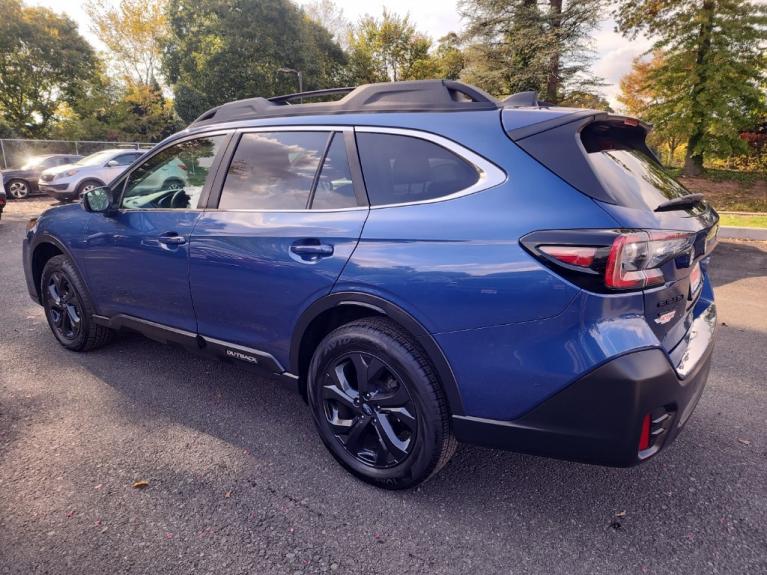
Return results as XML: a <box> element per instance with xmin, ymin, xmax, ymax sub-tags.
<box><xmin>163</xmin><ymin>0</ymin><xmax>347</xmax><ymax>123</ymax></box>
<box><xmin>346</xmin><ymin>10</ymin><xmax>438</xmax><ymax>84</ymax></box>
<box><xmin>614</xmin><ymin>0</ymin><xmax>767</xmax><ymax>176</ymax></box>
<box><xmin>618</xmin><ymin>51</ymin><xmax>687</xmax><ymax>166</ymax></box>
<box><xmin>0</xmin><ymin>0</ymin><xmax>98</xmax><ymax>137</ymax></box>
<box><xmin>303</xmin><ymin>0</ymin><xmax>350</xmax><ymax>49</ymax></box>
<box><xmin>458</xmin><ymin>0</ymin><xmax>603</xmax><ymax>102</ymax></box>
<box><xmin>433</xmin><ymin>33</ymin><xmax>465</xmax><ymax>81</ymax></box>
<box><xmin>85</xmin><ymin>0</ymin><xmax>169</xmax><ymax>87</ymax></box>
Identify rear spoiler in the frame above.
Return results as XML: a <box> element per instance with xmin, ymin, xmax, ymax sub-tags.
<box><xmin>506</xmin><ymin>111</ymin><xmax>652</xmax><ymax>142</ymax></box>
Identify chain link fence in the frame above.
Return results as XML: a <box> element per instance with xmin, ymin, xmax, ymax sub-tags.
<box><xmin>0</xmin><ymin>138</ymin><xmax>156</xmax><ymax>170</ymax></box>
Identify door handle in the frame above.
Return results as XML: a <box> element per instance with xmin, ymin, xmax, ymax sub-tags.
<box><xmin>291</xmin><ymin>244</ymin><xmax>333</xmax><ymax>256</ymax></box>
<box><xmin>158</xmin><ymin>233</ymin><xmax>186</xmax><ymax>246</ymax></box>
<box><xmin>290</xmin><ymin>241</ymin><xmax>334</xmax><ymax>260</ymax></box>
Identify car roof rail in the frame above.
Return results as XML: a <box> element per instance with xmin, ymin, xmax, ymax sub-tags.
<box><xmin>268</xmin><ymin>87</ymin><xmax>356</xmax><ymax>104</ymax></box>
<box><xmin>189</xmin><ymin>80</ymin><xmax>501</xmax><ymax>127</ymax></box>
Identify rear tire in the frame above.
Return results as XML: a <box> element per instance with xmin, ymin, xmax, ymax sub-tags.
<box><xmin>41</xmin><ymin>255</ymin><xmax>113</xmax><ymax>351</ymax></box>
<box><xmin>307</xmin><ymin>317</ymin><xmax>456</xmax><ymax>489</ymax></box>
<box><xmin>7</xmin><ymin>179</ymin><xmax>29</xmax><ymax>199</ymax></box>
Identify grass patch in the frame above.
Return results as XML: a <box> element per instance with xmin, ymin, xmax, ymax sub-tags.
<box><xmin>719</xmin><ymin>213</ymin><xmax>767</xmax><ymax>228</ymax></box>
<box><xmin>666</xmin><ymin>167</ymin><xmax>765</xmax><ymax>185</ymax></box>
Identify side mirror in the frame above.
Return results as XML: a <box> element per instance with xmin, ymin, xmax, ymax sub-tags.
<box><xmin>82</xmin><ymin>187</ymin><xmax>114</xmax><ymax>214</ymax></box>
<box><xmin>106</xmin><ymin>159</ymin><xmax>119</xmax><ymax>167</ymax></box>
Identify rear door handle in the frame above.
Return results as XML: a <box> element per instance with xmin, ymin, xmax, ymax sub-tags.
<box><xmin>290</xmin><ymin>241</ymin><xmax>334</xmax><ymax>258</ymax></box>
<box><xmin>290</xmin><ymin>244</ymin><xmax>333</xmax><ymax>256</ymax></box>
<box><xmin>158</xmin><ymin>233</ymin><xmax>186</xmax><ymax>246</ymax></box>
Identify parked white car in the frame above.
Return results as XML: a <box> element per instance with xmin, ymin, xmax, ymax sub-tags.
<box><xmin>38</xmin><ymin>149</ymin><xmax>146</xmax><ymax>202</ymax></box>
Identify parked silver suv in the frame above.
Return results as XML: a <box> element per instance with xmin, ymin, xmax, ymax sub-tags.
<box><xmin>38</xmin><ymin>149</ymin><xmax>145</xmax><ymax>202</ymax></box>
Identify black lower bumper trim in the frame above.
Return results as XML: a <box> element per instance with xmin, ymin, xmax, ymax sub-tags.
<box><xmin>453</xmin><ymin>344</ymin><xmax>713</xmax><ymax>467</ymax></box>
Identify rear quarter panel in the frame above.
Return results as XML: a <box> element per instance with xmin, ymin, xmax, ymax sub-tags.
<box><xmin>336</xmin><ymin>111</ymin><xmax>620</xmax><ymax>333</ymax></box>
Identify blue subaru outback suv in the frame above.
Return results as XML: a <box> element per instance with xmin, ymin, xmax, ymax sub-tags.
<box><xmin>23</xmin><ymin>80</ymin><xmax>718</xmax><ymax>488</ymax></box>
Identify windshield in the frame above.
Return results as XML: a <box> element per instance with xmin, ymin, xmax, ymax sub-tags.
<box><xmin>20</xmin><ymin>156</ymin><xmax>47</xmax><ymax>170</ymax></box>
<box><xmin>75</xmin><ymin>151</ymin><xmax>115</xmax><ymax>167</ymax></box>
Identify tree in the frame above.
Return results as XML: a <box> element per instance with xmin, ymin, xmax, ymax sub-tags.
<box><xmin>303</xmin><ymin>0</ymin><xmax>350</xmax><ymax>49</ymax></box>
<box><xmin>85</xmin><ymin>0</ymin><xmax>169</xmax><ymax>88</ymax></box>
<box><xmin>618</xmin><ymin>51</ymin><xmax>688</xmax><ymax>165</ymax></box>
<box><xmin>459</xmin><ymin>0</ymin><xmax>603</xmax><ymax>102</ymax></box>
<box><xmin>433</xmin><ymin>33</ymin><xmax>465</xmax><ymax>81</ymax></box>
<box><xmin>0</xmin><ymin>0</ymin><xmax>98</xmax><ymax>137</ymax></box>
<box><xmin>163</xmin><ymin>0</ymin><xmax>347</xmax><ymax>123</ymax></box>
<box><xmin>346</xmin><ymin>10</ymin><xmax>437</xmax><ymax>84</ymax></box>
<box><xmin>614</xmin><ymin>0</ymin><xmax>767</xmax><ymax>176</ymax></box>
<box><xmin>560</xmin><ymin>90</ymin><xmax>612</xmax><ymax>111</ymax></box>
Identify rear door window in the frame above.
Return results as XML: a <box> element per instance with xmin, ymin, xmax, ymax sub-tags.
<box><xmin>219</xmin><ymin>131</ymin><xmax>328</xmax><ymax>210</ymax></box>
<box><xmin>356</xmin><ymin>133</ymin><xmax>479</xmax><ymax>206</ymax></box>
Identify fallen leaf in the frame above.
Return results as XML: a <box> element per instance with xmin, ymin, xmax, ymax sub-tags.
<box><xmin>132</xmin><ymin>480</ymin><xmax>149</xmax><ymax>489</ymax></box>
<box><xmin>615</xmin><ymin>511</ymin><xmax>626</xmax><ymax>518</ymax></box>
<box><xmin>737</xmin><ymin>438</ymin><xmax>751</xmax><ymax>446</ymax></box>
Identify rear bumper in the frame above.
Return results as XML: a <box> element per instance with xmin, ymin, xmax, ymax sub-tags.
<box><xmin>453</xmin><ymin>303</ymin><xmax>715</xmax><ymax>467</ymax></box>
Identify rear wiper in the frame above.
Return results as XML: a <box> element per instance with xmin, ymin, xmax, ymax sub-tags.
<box><xmin>655</xmin><ymin>193</ymin><xmax>705</xmax><ymax>212</ymax></box>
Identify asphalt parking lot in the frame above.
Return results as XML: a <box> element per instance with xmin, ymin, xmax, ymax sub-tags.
<box><xmin>1</xmin><ymin>199</ymin><xmax>766</xmax><ymax>575</ymax></box>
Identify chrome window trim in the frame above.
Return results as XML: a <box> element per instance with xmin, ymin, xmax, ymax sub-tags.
<box><xmin>206</xmin><ymin>125</ymin><xmax>507</xmax><ymax>213</ymax></box>
<box><xmin>354</xmin><ymin>126</ymin><xmax>508</xmax><ymax>209</ymax></box>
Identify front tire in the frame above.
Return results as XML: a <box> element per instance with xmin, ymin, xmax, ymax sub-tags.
<box><xmin>307</xmin><ymin>318</ymin><xmax>456</xmax><ymax>489</ymax></box>
<box><xmin>76</xmin><ymin>179</ymin><xmax>103</xmax><ymax>201</ymax></box>
<box><xmin>41</xmin><ymin>255</ymin><xmax>113</xmax><ymax>351</ymax></box>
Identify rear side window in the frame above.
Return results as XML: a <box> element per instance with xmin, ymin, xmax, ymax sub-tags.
<box><xmin>219</xmin><ymin>131</ymin><xmax>328</xmax><ymax>210</ymax></box>
<box><xmin>356</xmin><ymin>133</ymin><xmax>479</xmax><ymax>206</ymax></box>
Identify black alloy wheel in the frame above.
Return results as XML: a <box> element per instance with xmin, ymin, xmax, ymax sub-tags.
<box><xmin>46</xmin><ymin>270</ymin><xmax>82</xmax><ymax>342</ymax></box>
<box><xmin>308</xmin><ymin>318</ymin><xmax>456</xmax><ymax>489</ymax></box>
<box><xmin>41</xmin><ymin>255</ymin><xmax>114</xmax><ymax>351</ymax></box>
<box><xmin>321</xmin><ymin>351</ymin><xmax>417</xmax><ymax>468</ymax></box>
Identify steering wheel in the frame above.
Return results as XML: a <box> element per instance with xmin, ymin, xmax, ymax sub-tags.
<box><xmin>169</xmin><ymin>189</ymin><xmax>189</xmax><ymax>208</ymax></box>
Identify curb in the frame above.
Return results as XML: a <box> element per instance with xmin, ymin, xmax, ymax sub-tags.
<box><xmin>719</xmin><ymin>226</ymin><xmax>767</xmax><ymax>241</ymax></box>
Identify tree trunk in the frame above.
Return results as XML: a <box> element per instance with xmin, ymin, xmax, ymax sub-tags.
<box><xmin>681</xmin><ymin>0</ymin><xmax>715</xmax><ymax>177</ymax></box>
<box><xmin>546</xmin><ymin>0</ymin><xmax>563</xmax><ymax>103</ymax></box>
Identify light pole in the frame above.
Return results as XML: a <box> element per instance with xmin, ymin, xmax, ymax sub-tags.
<box><xmin>277</xmin><ymin>68</ymin><xmax>303</xmax><ymax>102</ymax></box>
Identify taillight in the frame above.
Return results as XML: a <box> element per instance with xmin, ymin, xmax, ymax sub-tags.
<box><xmin>521</xmin><ymin>229</ymin><xmax>696</xmax><ymax>292</ymax></box>
<box><xmin>539</xmin><ymin>245</ymin><xmax>597</xmax><ymax>267</ymax></box>
<box><xmin>605</xmin><ymin>231</ymin><xmax>693</xmax><ymax>290</ymax></box>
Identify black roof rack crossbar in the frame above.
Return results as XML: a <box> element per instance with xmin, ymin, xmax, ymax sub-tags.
<box><xmin>268</xmin><ymin>87</ymin><xmax>356</xmax><ymax>104</ymax></box>
<box><xmin>188</xmin><ymin>80</ymin><xmax>502</xmax><ymax>128</ymax></box>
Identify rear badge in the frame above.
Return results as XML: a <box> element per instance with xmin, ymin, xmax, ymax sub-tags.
<box><xmin>655</xmin><ymin>310</ymin><xmax>677</xmax><ymax>325</ymax></box>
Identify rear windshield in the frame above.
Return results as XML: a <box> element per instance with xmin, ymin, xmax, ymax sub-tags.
<box><xmin>582</xmin><ymin>123</ymin><xmax>693</xmax><ymax>210</ymax></box>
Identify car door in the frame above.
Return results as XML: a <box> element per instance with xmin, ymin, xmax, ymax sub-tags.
<box><xmin>188</xmin><ymin>127</ymin><xmax>368</xmax><ymax>366</ymax></box>
<box><xmin>80</xmin><ymin>134</ymin><xmax>230</xmax><ymax>332</ymax></box>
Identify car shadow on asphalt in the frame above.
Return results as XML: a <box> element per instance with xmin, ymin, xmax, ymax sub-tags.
<box><xmin>71</xmin><ymin>327</ymin><xmax>762</xmax><ymax>532</ymax></box>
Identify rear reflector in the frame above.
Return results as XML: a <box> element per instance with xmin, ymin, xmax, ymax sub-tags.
<box><xmin>638</xmin><ymin>413</ymin><xmax>651</xmax><ymax>451</ymax></box>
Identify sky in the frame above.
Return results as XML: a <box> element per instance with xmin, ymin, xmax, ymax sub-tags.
<box><xmin>29</xmin><ymin>0</ymin><xmax>655</xmax><ymax>111</ymax></box>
